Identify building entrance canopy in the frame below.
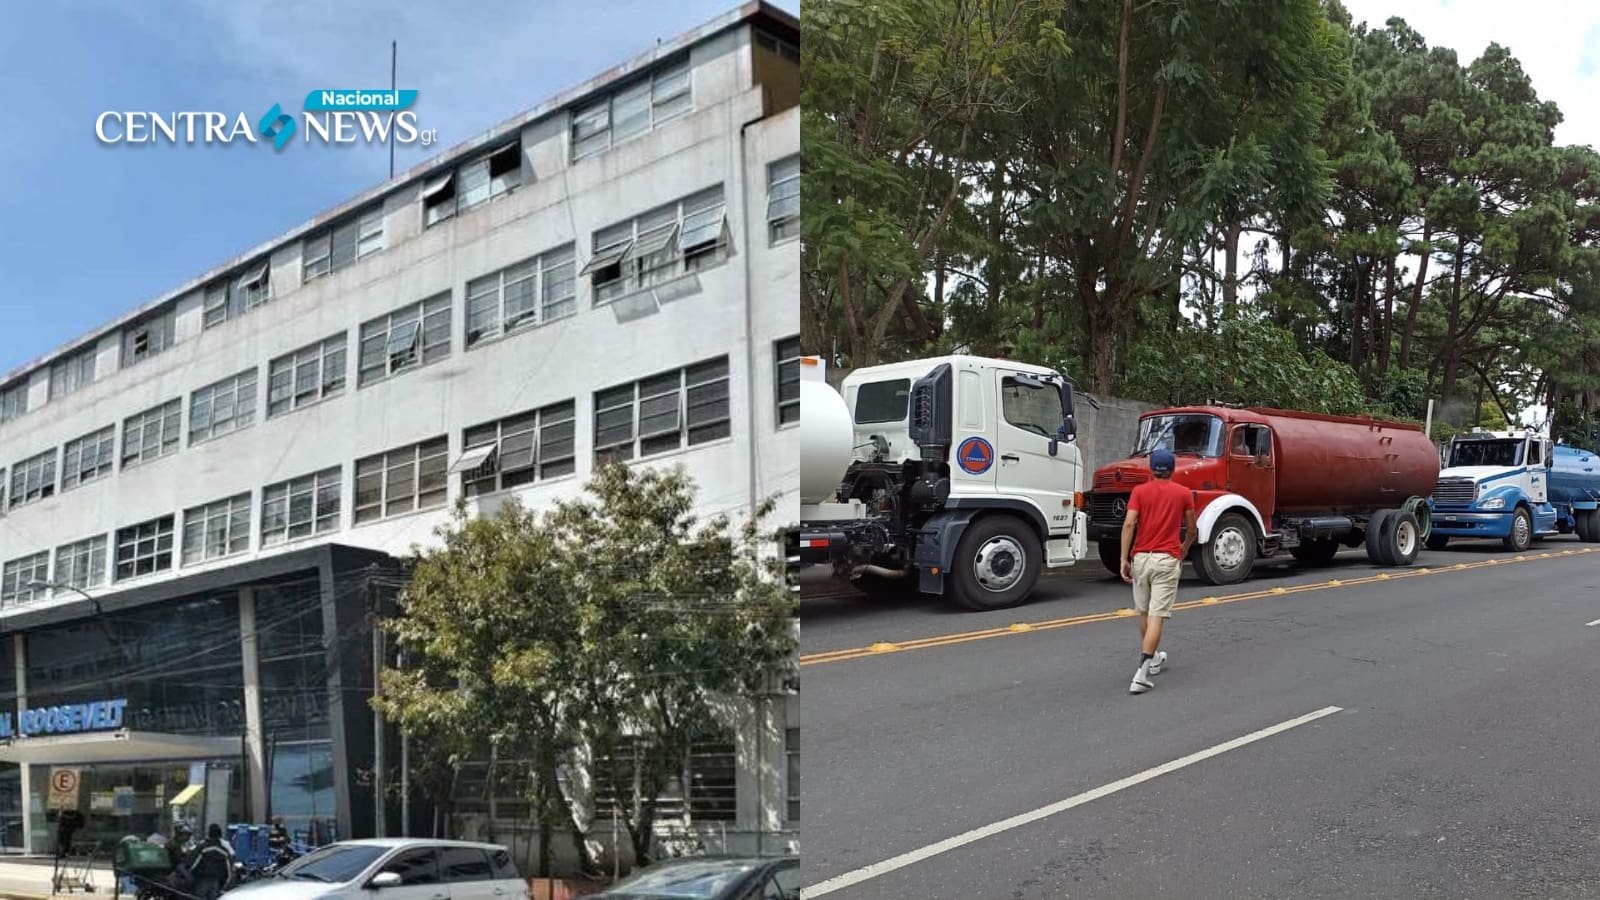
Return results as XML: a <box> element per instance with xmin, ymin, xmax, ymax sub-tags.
<box><xmin>0</xmin><ymin>730</ymin><xmax>242</xmax><ymax>765</ymax></box>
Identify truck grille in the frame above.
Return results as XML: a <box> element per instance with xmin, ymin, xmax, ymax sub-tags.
<box><xmin>1433</xmin><ymin>477</ymin><xmax>1477</xmax><ymax>507</ymax></box>
<box><xmin>1089</xmin><ymin>491</ymin><xmax>1130</xmax><ymax>525</ymax></box>
<box><xmin>1094</xmin><ymin>467</ymin><xmax>1150</xmax><ymax>490</ymax></box>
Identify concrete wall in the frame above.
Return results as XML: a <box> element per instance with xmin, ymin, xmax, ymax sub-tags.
<box><xmin>1074</xmin><ymin>393</ymin><xmax>1159</xmax><ymax>474</ymax></box>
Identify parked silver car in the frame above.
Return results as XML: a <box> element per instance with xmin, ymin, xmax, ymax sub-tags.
<box><xmin>225</xmin><ymin>839</ymin><xmax>527</xmax><ymax>900</ymax></box>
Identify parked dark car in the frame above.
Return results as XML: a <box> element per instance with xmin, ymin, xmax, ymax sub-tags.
<box><xmin>590</xmin><ymin>856</ymin><xmax>799</xmax><ymax>900</ymax></box>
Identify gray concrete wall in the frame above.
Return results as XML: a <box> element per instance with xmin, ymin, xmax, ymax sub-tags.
<box><xmin>1074</xmin><ymin>393</ymin><xmax>1158</xmax><ymax>474</ymax></box>
<box><xmin>820</xmin><ymin>365</ymin><xmax>1155</xmax><ymax>476</ymax></box>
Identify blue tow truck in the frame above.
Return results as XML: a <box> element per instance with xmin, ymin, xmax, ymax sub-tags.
<box><xmin>1427</xmin><ymin>429</ymin><xmax>1600</xmax><ymax>551</ymax></box>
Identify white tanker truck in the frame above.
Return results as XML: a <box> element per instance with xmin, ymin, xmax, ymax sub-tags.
<box><xmin>800</xmin><ymin>354</ymin><xmax>1092</xmax><ymax>610</ymax></box>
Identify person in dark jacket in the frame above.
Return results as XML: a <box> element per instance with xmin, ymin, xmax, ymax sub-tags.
<box><xmin>188</xmin><ymin>824</ymin><xmax>235</xmax><ymax>900</ymax></box>
<box><xmin>267</xmin><ymin>817</ymin><xmax>294</xmax><ymax>867</ymax></box>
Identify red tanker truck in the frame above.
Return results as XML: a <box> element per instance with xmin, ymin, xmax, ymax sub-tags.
<box><xmin>1085</xmin><ymin>406</ymin><xmax>1440</xmax><ymax>585</ymax></box>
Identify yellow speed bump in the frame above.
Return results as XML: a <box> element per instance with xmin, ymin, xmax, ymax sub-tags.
<box><xmin>1114</xmin><ymin>607</ymin><xmax>1138</xmax><ymax>617</ymax></box>
<box><xmin>868</xmin><ymin>642</ymin><xmax>900</xmax><ymax>653</ymax></box>
<box><xmin>1327</xmin><ymin>580</ymin><xmax>1342</xmax><ymax>586</ymax></box>
<box><xmin>1008</xmin><ymin>623</ymin><xmax>1033</xmax><ymax>632</ymax></box>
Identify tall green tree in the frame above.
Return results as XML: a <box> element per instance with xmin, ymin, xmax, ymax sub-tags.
<box><xmin>801</xmin><ymin>0</ymin><xmax>1065</xmax><ymax>367</ymax></box>
<box><xmin>546</xmin><ymin>466</ymin><xmax>796</xmax><ymax>867</ymax></box>
<box><xmin>376</xmin><ymin>467</ymin><xmax>795</xmax><ymax>875</ymax></box>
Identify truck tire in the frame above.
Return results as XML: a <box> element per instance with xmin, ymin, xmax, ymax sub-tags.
<box><xmin>1364</xmin><ymin>509</ymin><xmax>1395</xmax><ymax>565</ymax></box>
<box><xmin>1289</xmin><ymin>539</ymin><xmax>1340</xmax><ymax>566</ymax></box>
<box><xmin>1425</xmin><ymin>533</ymin><xmax>1450</xmax><ymax>551</ymax></box>
<box><xmin>1192</xmin><ymin>511</ymin><xmax>1257</xmax><ymax>585</ymax></box>
<box><xmin>1380</xmin><ymin>510</ymin><xmax>1422</xmax><ymax>566</ymax></box>
<box><xmin>1098</xmin><ymin>540</ymin><xmax>1122</xmax><ymax>577</ymax></box>
<box><xmin>1577</xmin><ymin>509</ymin><xmax>1599</xmax><ymax>543</ymax></box>
<box><xmin>949</xmin><ymin>515</ymin><xmax>1043</xmax><ymax>611</ymax></box>
<box><xmin>1502</xmin><ymin>506</ymin><xmax>1533</xmax><ymax>553</ymax></box>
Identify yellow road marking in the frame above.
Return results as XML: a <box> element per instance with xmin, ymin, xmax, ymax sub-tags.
<box><xmin>801</xmin><ymin>547</ymin><xmax>1600</xmax><ymax>667</ymax></box>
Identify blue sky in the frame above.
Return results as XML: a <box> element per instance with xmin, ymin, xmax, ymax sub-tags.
<box><xmin>0</xmin><ymin>0</ymin><xmax>797</xmax><ymax>375</ymax></box>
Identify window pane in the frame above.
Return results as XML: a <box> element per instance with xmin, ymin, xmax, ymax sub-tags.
<box><xmin>613</xmin><ymin>82</ymin><xmax>652</xmax><ymax>141</ymax></box>
<box><xmin>458</xmin><ymin>159</ymin><xmax>491</xmax><ymax>210</ymax></box>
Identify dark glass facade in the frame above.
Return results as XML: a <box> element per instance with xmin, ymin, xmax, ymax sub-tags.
<box><xmin>27</xmin><ymin>596</ymin><xmax>244</xmax><ymax>735</ymax></box>
<box><xmin>256</xmin><ymin>581</ymin><xmax>337</xmax><ymax>842</ymax></box>
<box><xmin>0</xmin><ymin>639</ymin><xmax>18</xmax><ymax>851</ymax></box>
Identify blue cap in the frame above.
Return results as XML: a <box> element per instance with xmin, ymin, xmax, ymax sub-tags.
<box><xmin>1150</xmin><ymin>448</ymin><xmax>1176</xmax><ymax>474</ymax></box>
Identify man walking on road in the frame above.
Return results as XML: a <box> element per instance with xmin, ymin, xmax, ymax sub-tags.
<box><xmin>1120</xmin><ymin>448</ymin><xmax>1196</xmax><ymax>694</ymax></box>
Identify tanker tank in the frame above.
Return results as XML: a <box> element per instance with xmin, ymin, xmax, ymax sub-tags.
<box><xmin>1263</xmin><ymin>409</ymin><xmax>1440</xmax><ymax>515</ymax></box>
<box><xmin>801</xmin><ymin>378</ymin><xmax>854</xmax><ymax>504</ymax></box>
<box><xmin>1549</xmin><ymin>444</ymin><xmax>1600</xmax><ymax>507</ymax></box>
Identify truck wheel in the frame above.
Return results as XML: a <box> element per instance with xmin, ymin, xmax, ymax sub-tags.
<box><xmin>1364</xmin><ymin>509</ymin><xmax>1395</xmax><ymax>565</ymax></box>
<box><xmin>949</xmin><ymin>515</ymin><xmax>1042</xmax><ymax>611</ymax></box>
<box><xmin>1097</xmin><ymin>540</ymin><xmax>1122</xmax><ymax>577</ymax></box>
<box><xmin>1577</xmin><ymin>510</ymin><xmax>1599</xmax><ymax>543</ymax></box>
<box><xmin>1192</xmin><ymin>512</ymin><xmax>1257</xmax><ymax>585</ymax></box>
<box><xmin>1425</xmin><ymin>534</ymin><xmax>1450</xmax><ymax>551</ymax></box>
<box><xmin>1380</xmin><ymin>510</ymin><xmax>1421</xmax><ymax>566</ymax></box>
<box><xmin>1502</xmin><ymin>506</ymin><xmax>1533</xmax><ymax>552</ymax></box>
<box><xmin>1289</xmin><ymin>539</ymin><xmax>1340</xmax><ymax>565</ymax></box>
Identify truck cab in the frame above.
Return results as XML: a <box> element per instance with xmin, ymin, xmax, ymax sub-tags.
<box><xmin>841</xmin><ymin>357</ymin><xmax>1086</xmax><ymax>535</ymax></box>
<box><xmin>1429</xmin><ymin>430</ymin><xmax>1600</xmax><ymax>550</ymax></box>
<box><xmin>802</xmin><ymin>355</ymin><xmax>1090</xmax><ymax>610</ymax></box>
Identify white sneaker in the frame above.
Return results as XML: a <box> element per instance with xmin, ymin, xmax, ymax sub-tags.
<box><xmin>1148</xmin><ymin>651</ymin><xmax>1167</xmax><ymax>676</ymax></box>
<box><xmin>1129</xmin><ymin>664</ymin><xmax>1154</xmax><ymax>694</ymax></box>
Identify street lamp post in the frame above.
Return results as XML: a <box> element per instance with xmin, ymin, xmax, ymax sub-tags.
<box><xmin>26</xmin><ymin>581</ymin><xmax>105</xmax><ymax>617</ymax></box>
<box><xmin>26</xmin><ymin>581</ymin><xmax>123</xmax><ymax>661</ymax></box>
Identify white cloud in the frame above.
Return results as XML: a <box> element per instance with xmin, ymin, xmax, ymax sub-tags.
<box><xmin>1339</xmin><ymin>0</ymin><xmax>1600</xmax><ymax>150</ymax></box>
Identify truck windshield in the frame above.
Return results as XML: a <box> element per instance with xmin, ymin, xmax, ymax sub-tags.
<box><xmin>1133</xmin><ymin>414</ymin><xmax>1224</xmax><ymax>458</ymax></box>
<box><xmin>1448</xmin><ymin>439</ymin><xmax>1525</xmax><ymax>468</ymax></box>
<box><xmin>1001</xmin><ymin>377</ymin><xmax>1063</xmax><ymax>437</ymax></box>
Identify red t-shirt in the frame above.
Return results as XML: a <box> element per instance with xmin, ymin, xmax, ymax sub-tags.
<box><xmin>1127</xmin><ymin>478</ymin><xmax>1195</xmax><ymax>559</ymax></box>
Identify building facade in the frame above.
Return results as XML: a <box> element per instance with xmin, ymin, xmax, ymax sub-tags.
<box><xmin>0</xmin><ymin>2</ymin><xmax>799</xmax><ymax>864</ymax></box>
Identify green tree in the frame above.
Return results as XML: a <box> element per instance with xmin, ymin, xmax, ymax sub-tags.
<box><xmin>801</xmin><ymin>0</ymin><xmax>1065</xmax><ymax>367</ymax></box>
<box><xmin>374</xmin><ymin>500</ymin><xmax>592</xmax><ymax>877</ymax></box>
<box><xmin>1012</xmin><ymin>0</ymin><xmax>1342</xmax><ymax>391</ymax></box>
<box><xmin>376</xmin><ymin>467</ymin><xmax>796</xmax><ymax>875</ymax></box>
<box><xmin>546</xmin><ymin>465</ymin><xmax>796</xmax><ymax>867</ymax></box>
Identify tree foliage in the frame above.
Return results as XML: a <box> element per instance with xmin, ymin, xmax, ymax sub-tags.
<box><xmin>374</xmin><ymin>466</ymin><xmax>796</xmax><ymax>876</ymax></box>
<box><xmin>803</xmin><ymin>0</ymin><xmax>1600</xmax><ymax>442</ymax></box>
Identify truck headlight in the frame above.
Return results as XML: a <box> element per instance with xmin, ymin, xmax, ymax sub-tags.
<box><xmin>1479</xmin><ymin>497</ymin><xmax>1505</xmax><ymax>510</ymax></box>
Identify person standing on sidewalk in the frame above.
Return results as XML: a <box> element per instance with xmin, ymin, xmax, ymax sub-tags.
<box><xmin>1119</xmin><ymin>448</ymin><xmax>1196</xmax><ymax>694</ymax></box>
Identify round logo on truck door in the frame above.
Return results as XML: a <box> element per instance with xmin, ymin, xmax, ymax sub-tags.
<box><xmin>956</xmin><ymin>437</ymin><xmax>995</xmax><ymax>475</ymax></box>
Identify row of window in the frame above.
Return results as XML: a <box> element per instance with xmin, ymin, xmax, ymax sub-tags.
<box><xmin>0</xmin><ymin>347</ymin><xmax>800</xmax><ymax>604</ymax></box>
<box><xmin>0</xmin><ymin>148</ymin><xmax>799</xmax><ymax>426</ymax></box>
<box><xmin>6</xmin><ymin>309</ymin><xmax>792</xmax><ymax>526</ymax></box>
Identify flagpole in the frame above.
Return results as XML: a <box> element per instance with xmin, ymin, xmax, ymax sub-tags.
<box><xmin>389</xmin><ymin>40</ymin><xmax>397</xmax><ymax>179</ymax></box>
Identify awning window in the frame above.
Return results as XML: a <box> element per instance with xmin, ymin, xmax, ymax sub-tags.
<box><xmin>581</xmin><ymin>240</ymin><xmax>634</xmax><ymax>276</ymax></box>
<box><xmin>622</xmin><ymin>224</ymin><xmax>680</xmax><ymax>264</ymax></box>
<box><xmin>450</xmin><ymin>443</ymin><xmax>498</xmax><ymax>474</ymax></box>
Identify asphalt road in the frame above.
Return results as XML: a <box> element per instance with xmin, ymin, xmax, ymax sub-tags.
<box><xmin>799</xmin><ymin>536</ymin><xmax>1600</xmax><ymax>899</ymax></box>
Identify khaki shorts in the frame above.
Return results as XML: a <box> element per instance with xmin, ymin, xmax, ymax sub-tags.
<box><xmin>1131</xmin><ymin>552</ymin><xmax>1181</xmax><ymax>618</ymax></box>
